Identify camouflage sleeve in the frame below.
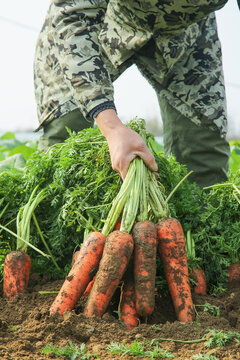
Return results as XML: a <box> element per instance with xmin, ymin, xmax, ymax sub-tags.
<box><xmin>51</xmin><ymin>0</ymin><xmax>115</xmax><ymax>118</ymax></box>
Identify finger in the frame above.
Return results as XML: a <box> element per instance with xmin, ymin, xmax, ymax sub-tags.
<box><xmin>119</xmin><ymin>162</ymin><xmax>130</xmax><ymax>180</ymax></box>
<box><xmin>111</xmin><ymin>159</ymin><xmax>127</xmax><ymax>180</ymax></box>
<box><xmin>135</xmin><ymin>149</ymin><xmax>158</xmax><ymax>172</ymax></box>
<box><xmin>118</xmin><ymin>155</ymin><xmax>136</xmax><ymax>180</ymax></box>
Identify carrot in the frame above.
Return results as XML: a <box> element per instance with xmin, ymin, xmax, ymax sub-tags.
<box><xmin>71</xmin><ymin>250</ymin><xmax>80</xmax><ymax>268</ymax></box>
<box><xmin>84</xmin><ymin>230</ymin><xmax>134</xmax><ymax>318</ymax></box>
<box><xmin>3</xmin><ymin>250</ymin><xmax>31</xmax><ymax>300</ymax></box>
<box><xmin>83</xmin><ymin>276</ymin><xmax>95</xmax><ymax>297</ymax></box>
<box><xmin>185</xmin><ymin>230</ymin><xmax>206</xmax><ymax>295</ymax></box>
<box><xmin>120</xmin><ymin>262</ymin><xmax>139</xmax><ymax>329</ymax></box>
<box><xmin>228</xmin><ymin>263</ymin><xmax>240</xmax><ymax>282</ymax></box>
<box><xmin>156</xmin><ymin>218</ymin><xmax>195</xmax><ymax>322</ymax></box>
<box><xmin>114</xmin><ymin>217</ymin><xmax>121</xmax><ymax>231</ymax></box>
<box><xmin>132</xmin><ymin>220</ymin><xmax>157</xmax><ymax>317</ymax></box>
<box><xmin>190</xmin><ymin>268</ymin><xmax>207</xmax><ymax>295</ymax></box>
<box><xmin>50</xmin><ymin>231</ymin><xmax>106</xmax><ymax>316</ymax></box>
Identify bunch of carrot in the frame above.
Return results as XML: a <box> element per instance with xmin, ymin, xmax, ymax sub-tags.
<box><xmin>2</xmin><ymin>186</ymin><xmax>57</xmax><ymax>300</ymax></box>
<box><xmin>49</xmin><ymin>121</ymin><xmax>195</xmax><ymax>328</ymax></box>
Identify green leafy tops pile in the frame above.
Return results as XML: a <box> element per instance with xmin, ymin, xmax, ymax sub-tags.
<box><xmin>0</xmin><ymin>119</ymin><xmax>239</xmax><ymax>292</ymax></box>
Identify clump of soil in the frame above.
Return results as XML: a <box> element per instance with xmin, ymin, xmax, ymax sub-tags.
<box><xmin>0</xmin><ymin>275</ymin><xmax>239</xmax><ymax>360</ymax></box>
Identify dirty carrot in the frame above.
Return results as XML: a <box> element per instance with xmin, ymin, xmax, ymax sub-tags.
<box><xmin>185</xmin><ymin>230</ymin><xmax>207</xmax><ymax>295</ymax></box>
<box><xmin>132</xmin><ymin>220</ymin><xmax>157</xmax><ymax>317</ymax></box>
<box><xmin>2</xmin><ymin>186</ymin><xmax>50</xmax><ymax>301</ymax></box>
<box><xmin>50</xmin><ymin>231</ymin><xmax>106</xmax><ymax>316</ymax></box>
<box><xmin>114</xmin><ymin>217</ymin><xmax>121</xmax><ymax>231</ymax></box>
<box><xmin>84</xmin><ymin>230</ymin><xmax>134</xmax><ymax>318</ymax></box>
<box><xmin>156</xmin><ymin>218</ymin><xmax>195</xmax><ymax>322</ymax></box>
<box><xmin>3</xmin><ymin>250</ymin><xmax>31</xmax><ymax>300</ymax></box>
<box><xmin>228</xmin><ymin>263</ymin><xmax>240</xmax><ymax>282</ymax></box>
<box><xmin>120</xmin><ymin>262</ymin><xmax>139</xmax><ymax>330</ymax></box>
<box><xmin>71</xmin><ymin>250</ymin><xmax>80</xmax><ymax>268</ymax></box>
<box><xmin>83</xmin><ymin>276</ymin><xmax>95</xmax><ymax>297</ymax></box>
<box><xmin>190</xmin><ymin>268</ymin><xmax>207</xmax><ymax>295</ymax></box>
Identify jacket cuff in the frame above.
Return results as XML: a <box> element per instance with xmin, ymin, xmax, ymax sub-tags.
<box><xmin>88</xmin><ymin>101</ymin><xmax>116</xmax><ymax>120</ymax></box>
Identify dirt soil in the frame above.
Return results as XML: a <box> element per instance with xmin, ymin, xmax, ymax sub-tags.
<box><xmin>0</xmin><ymin>275</ymin><xmax>239</xmax><ymax>360</ymax></box>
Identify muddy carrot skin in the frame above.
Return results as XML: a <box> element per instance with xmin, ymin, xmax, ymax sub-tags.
<box><xmin>50</xmin><ymin>232</ymin><xmax>106</xmax><ymax>316</ymax></box>
<box><xmin>228</xmin><ymin>263</ymin><xmax>240</xmax><ymax>282</ymax></box>
<box><xmin>83</xmin><ymin>276</ymin><xmax>95</xmax><ymax>297</ymax></box>
<box><xmin>84</xmin><ymin>231</ymin><xmax>134</xmax><ymax>318</ymax></box>
<box><xmin>190</xmin><ymin>268</ymin><xmax>207</xmax><ymax>295</ymax></box>
<box><xmin>3</xmin><ymin>250</ymin><xmax>31</xmax><ymax>300</ymax></box>
<box><xmin>120</xmin><ymin>264</ymin><xmax>139</xmax><ymax>330</ymax></box>
<box><xmin>71</xmin><ymin>250</ymin><xmax>80</xmax><ymax>268</ymax></box>
<box><xmin>132</xmin><ymin>220</ymin><xmax>157</xmax><ymax>317</ymax></box>
<box><xmin>156</xmin><ymin>218</ymin><xmax>195</xmax><ymax>323</ymax></box>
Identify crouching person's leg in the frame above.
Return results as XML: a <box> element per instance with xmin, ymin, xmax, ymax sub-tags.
<box><xmin>159</xmin><ymin>98</ymin><xmax>230</xmax><ymax>188</ymax></box>
<box><xmin>38</xmin><ymin>109</ymin><xmax>94</xmax><ymax>152</ymax></box>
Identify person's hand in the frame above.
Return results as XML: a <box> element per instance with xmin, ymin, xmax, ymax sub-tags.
<box><xmin>95</xmin><ymin>109</ymin><xmax>158</xmax><ymax>179</ymax></box>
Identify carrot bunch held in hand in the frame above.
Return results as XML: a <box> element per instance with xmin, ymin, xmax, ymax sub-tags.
<box><xmin>49</xmin><ymin>119</ymin><xmax>195</xmax><ymax>326</ymax></box>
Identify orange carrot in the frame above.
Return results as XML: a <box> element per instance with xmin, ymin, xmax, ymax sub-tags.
<box><xmin>190</xmin><ymin>268</ymin><xmax>207</xmax><ymax>295</ymax></box>
<box><xmin>120</xmin><ymin>263</ymin><xmax>139</xmax><ymax>329</ymax></box>
<box><xmin>132</xmin><ymin>220</ymin><xmax>157</xmax><ymax>317</ymax></box>
<box><xmin>114</xmin><ymin>217</ymin><xmax>121</xmax><ymax>231</ymax></box>
<box><xmin>50</xmin><ymin>231</ymin><xmax>106</xmax><ymax>316</ymax></box>
<box><xmin>84</xmin><ymin>230</ymin><xmax>134</xmax><ymax>318</ymax></box>
<box><xmin>3</xmin><ymin>250</ymin><xmax>31</xmax><ymax>300</ymax></box>
<box><xmin>228</xmin><ymin>263</ymin><xmax>240</xmax><ymax>282</ymax></box>
<box><xmin>156</xmin><ymin>218</ymin><xmax>195</xmax><ymax>322</ymax></box>
<box><xmin>71</xmin><ymin>250</ymin><xmax>80</xmax><ymax>268</ymax></box>
<box><xmin>83</xmin><ymin>276</ymin><xmax>95</xmax><ymax>297</ymax></box>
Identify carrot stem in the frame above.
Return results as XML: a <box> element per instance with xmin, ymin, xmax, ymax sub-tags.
<box><xmin>165</xmin><ymin>171</ymin><xmax>193</xmax><ymax>203</ymax></box>
<box><xmin>153</xmin><ymin>336</ymin><xmax>206</xmax><ymax>344</ymax></box>
<box><xmin>148</xmin><ymin>172</ymin><xmax>169</xmax><ymax>219</ymax></box>
<box><xmin>102</xmin><ymin>161</ymin><xmax>135</xmax><ymax>235</ymax></box>
<box><xmin>0</xmin><ymin>202</ymin><xmax>9</xmax><ymax>220</ymax></box>
<box><xmin>185</xmin><ymin>229</ymin><xmax>196</xmax><ymax>259</ymax></box>
<box><xmin>137</xmin><ymin>159</ymin><xmax>148</xmax><ymax>222</ymax></box>
<box><xmin>120</xmin><ymin>158</ymin><xmax>142</xmax><ymax>232</ymax></box>
<box><xmin>102</xmin><ymin>120</ymin><xmax>172</xmax><ymax>234</ymax></box>
<box><xmin>17</xmin><ymin>186</ymin><xmax>48</xmax><ymax>251</ymax></box>
<box><xmin>32</xmin><ymin>213</ymin><xmax>60</xmax><ymax>270</ymax></box>
<box><xmin>0</xmin><ymin>224</ymin><xmax>49</xmax><ymax>257</ymax></box>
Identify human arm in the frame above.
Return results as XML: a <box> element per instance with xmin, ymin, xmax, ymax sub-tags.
<box><xmin>51</xmin><ymin>1</ymin><xmax>157</xmax><ymax>177</ymax></box>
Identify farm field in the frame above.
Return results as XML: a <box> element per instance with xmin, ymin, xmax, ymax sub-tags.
<box><xmin>0</xmin><ymin>277</ymin><xmax>239</xmax><ymax>360</ymax></box>
<box><xmin>0</xmin><ymin>123</ymin><xmax>240</xmax><ymax>360</ymax></box>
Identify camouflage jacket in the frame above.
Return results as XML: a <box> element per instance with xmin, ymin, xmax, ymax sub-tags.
<box><xmin>34</xmin><ymin>0</ymin><xmax>228</xmax><ymax>129</ymax></box>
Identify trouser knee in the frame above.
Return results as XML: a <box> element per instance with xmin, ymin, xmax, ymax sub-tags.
<box><xmin>159</xmin><ymin>99</ymin><xmax>230</xmax><ymax>188</ymax></box>
<box><xmin>38</xmin><ymin>109</ymin><xmax>93</xmax><ymax>152</ymax></box>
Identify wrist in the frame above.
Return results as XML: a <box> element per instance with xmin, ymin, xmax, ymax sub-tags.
<box><xmin>95</xmin><ymin>109</ymin><xmax>124</xmax><ymax>138</ymax></box>
<box><xmin>89</xmin><ymin>101</ymin><xmax>116</xmax><ymax>120</ymax></box>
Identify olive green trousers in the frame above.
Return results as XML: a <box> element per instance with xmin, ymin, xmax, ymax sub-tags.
<box><xmin>38</xmin><ymin>106</ymin><xmax>230</xmax><ymax>189</ymax></box>
<box><xmin>159</xmin><ymin>97</ymin><xmax>230</xmax><ymax>188</ymax></box>
<box><xmin>38</xmin><ymin>110</ymin><xmax>93</xmax><ymax>150</ymax></box>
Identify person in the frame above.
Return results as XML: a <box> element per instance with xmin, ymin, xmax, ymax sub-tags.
<box><xmin>34</xmin><ymin>0</ymin><xmax>231</xmax><ymax>187</ymax></box>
